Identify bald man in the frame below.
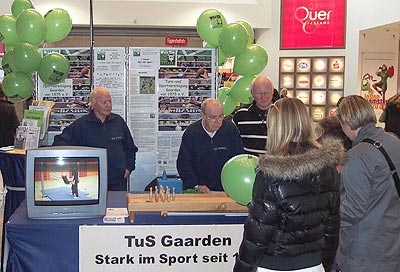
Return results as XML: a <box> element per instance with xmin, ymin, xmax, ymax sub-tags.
<box><xmin>233</xmin><ymin>76</ymin><xmax>274</xmax><ymax>156</ymax></box>
<box><xmin>53</xmin><ymin>87</ymin><xmax>138</xmax><ymax>191</ymax></box>
<box><xmin>177</xmin><ymin>98</ymin><xmax>244</xmax><ymax>193</ymax></box>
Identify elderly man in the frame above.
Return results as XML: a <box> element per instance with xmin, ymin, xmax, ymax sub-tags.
<box><xmin>233</xmin><ymin>76</ymin><xmax>274</xmax><ymax>156</ymax></box>
<box><xmin>53</xmin><ymin>87</ymin><xmax>138</xmax><ymax>191</ymax></box>
<box><xmin>177</xmin><ymin>98</ymin><xmax>244</xmax><ymax>193</ymax></box>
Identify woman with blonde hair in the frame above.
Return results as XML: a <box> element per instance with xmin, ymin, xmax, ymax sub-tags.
<box><xmin>234</xmin><ymin>97</ymin><xmax>344</xmax><ymax>272</ymax></box>
<box><xmin>335</xmin><ymin>95</ymin><xmax>400</xmax><ymax>272</ymax></box>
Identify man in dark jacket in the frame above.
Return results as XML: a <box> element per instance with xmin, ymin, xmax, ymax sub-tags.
<box><xmin>53</xmin><ymin>87</ymin><xmax>138</xmax><ymax>191</ymax></box>
<box><xmin>0</xmin><ymin>83</ymin><xmax>19</xmax><ymax>147</ymax></box>
<box><xmin>177</xmin><ymin>98</ymin><xmax>244</xmax><ymax>193</ymax></box>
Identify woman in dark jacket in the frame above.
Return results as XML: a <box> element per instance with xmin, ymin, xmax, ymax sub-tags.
<box><xmin>234</xmin><ymin>98</ymin><xmax>345</xmax><ymax>272</ymax></box>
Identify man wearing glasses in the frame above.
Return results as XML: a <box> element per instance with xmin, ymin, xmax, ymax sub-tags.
<box><xmin>233</xmin><ymin>76</ymin><xmax>274</xmax><ymax>156</ymax></box>
<box><xmin>177</xmin><ymin>98</ymin><xmax>244</xmax><ymax>193</ymax></box>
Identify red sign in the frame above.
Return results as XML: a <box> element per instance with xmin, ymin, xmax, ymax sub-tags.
<box><xmin>165</xmin><ymin>37</ymin><xmax>188</xmax><ymax>47</ymax></box>
<box><xmin>0</xmin><ymin>42</ymin><xmax>5</xmax><ymax>56</ymax></box>
<box><xmin>281</xmin><ymin>0</ymin><xmax>346</xmax><ymax>49</ymax></box>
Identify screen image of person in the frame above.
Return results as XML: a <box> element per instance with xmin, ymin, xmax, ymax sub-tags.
<box><xmin>233</xmin><ymin>76</ymin><xmax>274</xmax><ymax>157</ymax></box>
<box><xmin>53</xmin><ymin>87</ymin><xmax>138</xmax><ymax>191</ymax></box>
<box><xmin>177</xmin><ymin>98</ymin><xmax>244</xmax><ymax>193</ymax></box>
<box><xmin>335</xmin><ymin>95</ymin><xmax>400</xmax><ymax>272</ymax></box>
<box><xmin>234</xmin><ymin>98</ymin><xmax>345</xmax><ymax>272</ymax></box>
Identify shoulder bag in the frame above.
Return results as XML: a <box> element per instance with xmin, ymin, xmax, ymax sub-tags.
<box><xmin>362</xmin><ymin>138</ymin><xmax>400</xmax><ymax>197</ymax></box>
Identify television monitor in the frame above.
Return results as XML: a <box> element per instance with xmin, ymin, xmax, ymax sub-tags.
<box><xmin>26</xmin><ymin>146</ymin><xmax>108</xmax><ymax>219</ymax></box>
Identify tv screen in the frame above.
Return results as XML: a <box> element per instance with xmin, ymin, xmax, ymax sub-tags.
<box><xmin>26</xmin><ymin>146</ymin><xmax>108</xmax><ymax>219</ymax></box>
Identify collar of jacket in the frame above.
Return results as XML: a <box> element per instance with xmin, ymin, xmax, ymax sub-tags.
<box><xmin>248</xmin><ymin>101</ymin><xmax>268</xmax><ymax>119</ymax></box>
<box><xmin>258</xmin><ymin>137</ymin><xmax>345</xmax><ymax>179</ymax></box>
<box><xmin>87</xmin><ymin>111</ymin><xmax>117</xmax><ymax>123</ymax></box>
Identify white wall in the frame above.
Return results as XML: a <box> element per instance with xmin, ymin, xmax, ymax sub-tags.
<box><xmin>2</xmin><ymin>0</ymin><xmax>400</xmax><ymax>95</ymax></box>
<box><xmin>0</xmin><ymin>0</ymin><xmax>272</xmax><ymax>28</ymax></box>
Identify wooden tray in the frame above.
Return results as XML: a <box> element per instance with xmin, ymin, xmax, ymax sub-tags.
<box><xmin>126</xmin><ymin>192</ymin><xmax>248</xmax><ymax>223</ymax></box>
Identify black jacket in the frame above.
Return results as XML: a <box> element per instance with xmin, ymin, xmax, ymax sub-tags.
<box><xmin>0</xmin><ymin>99</ymin><xmax>19</xmax><ymax>147</ymax></box>
<box><xmin>234</xmin><ymin>138</ymin><xmax>345</xmax><ymax>272</ymax></box>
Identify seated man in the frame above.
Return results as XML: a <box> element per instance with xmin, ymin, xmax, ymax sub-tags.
<box><xmin>53</xmin><ymin>87</ymin><xmax>138</xmax><ymax>191</ymax></box>
<box><xmin>177</xmin><ymin>98</ymin><xmax>244</xmax><ymax>193</ymax></box>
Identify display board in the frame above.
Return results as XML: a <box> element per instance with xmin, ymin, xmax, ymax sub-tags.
<box><xmin>36</xmin><ymin>47</ymin><xmax>217</xmax><ymax>191</ymax></box>
<box><xmin>279</xmin><ymin>56</ymin><xmax>345</xmax><ymax>121</ymax></box>
<box><xmin>128</xmin><ymin>48</ymin><xmax>217</xmax><ymax>190</ymax></box>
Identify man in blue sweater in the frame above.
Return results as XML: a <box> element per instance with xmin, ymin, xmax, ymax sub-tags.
<box><xmin>177</xmin><ymin>98</ymin><xmax>244</xmax><ymax>193</ymax></box>
<box><xmin>53</xmin><ymin>87</ymin><xmax>138</xmax><ymax>191</ymax></box>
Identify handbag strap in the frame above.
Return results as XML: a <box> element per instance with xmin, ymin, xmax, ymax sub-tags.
<box><xmin>362</xmin><ymin>138</ymin><xmax>400</xmax><ymax>197</ymax></box>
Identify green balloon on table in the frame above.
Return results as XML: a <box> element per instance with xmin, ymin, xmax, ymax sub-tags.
<box><xmin>0</xmin><ymin>15</ymin><xmax>21</xmax><ymax>46</ymax></box>
<box><xmin>196</xmin><ymin>9</ymin><xmax>227</xmax><ymax>47</ymax></box>
<box><xmin>233</xmin><ymin>44</ymin><xmax>268</xmax><ymax>76</ymax></box>
<box><xmin>44</xmin><ymin>8</ymin><xmax>72</xmax><ymax>43</ymax></box>
<box><xmin>218</xmin><ymin>22</ymin><xmax>249</xmax><ymax>58</ymax></box>
<box><xmin>1</xmin><ymin>50</ymin><xmax>19</xmax><ymax>75</ymax></box>
<box><xmin>11</xmin><ymin>0</ymin><xmax>34</xmax><ymax>17</ymax></box>
<box><xmin>221</xmin><ymin>154</ymin><xmax>258</xmax><ymax>205</ymax></box>
<box><xmin>217</xmin><ymin>87</ymin><xmax>237</xmax><ymax>116</ymax></box>
<box><xmin>229</xmin><ymin>75</ymin><xmax>256</xmax><ymax>104</ymax></box>
<box><xmin>237</xmin><ymin>20</ymin><xmax>254</xmax><ymax>46</ymax></box>
<box><xmin>2</xmin><ymin>71</ymin><xmax>34</xmax><ymax>101</ymax></box>
<box><xmin>16</xmin><ymin>8</ymin><xmax>46</xmax><ymax>46</ymax></box>
<box><xmin>39</xmin><ymin>53</ymin><xmax>70</xmax><ymax>85</ymax></box>
<box><xmin>12</xmin><ymin>42</ymin><xmax>41</xmax><ymax>73</ymax></box>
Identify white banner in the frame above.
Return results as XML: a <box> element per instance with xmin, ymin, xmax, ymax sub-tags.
<box><xmin>79</xmin><ymin>224</ymin><xmax>244</xmax><ymax>272</ymax></box>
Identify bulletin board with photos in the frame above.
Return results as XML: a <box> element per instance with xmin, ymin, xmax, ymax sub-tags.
<box><xmin>279</xmin><ymin>56</ymin><xmax>345</xmax><ymax>121</ymax></box>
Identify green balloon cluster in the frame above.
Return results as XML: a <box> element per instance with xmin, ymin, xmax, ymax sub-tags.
<box><xmin>221</xmin><ymin>154</ymin><xmax>258</xmax><ymax>205</ymax></box>
<box><xmin>0</xmin><ymin>0</ymin><xmax>73</xmax><ymax>99</ymax></box>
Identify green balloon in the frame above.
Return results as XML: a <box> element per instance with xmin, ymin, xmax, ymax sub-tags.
<box><xmin>39</xmin><ymin>52</ymin><xmax>70</xmax><ymax>85</ymax></box>
<box><xmin>229</xmin><ymin>76</ymin><xmax>256</xmax><ymax>104</ymax></box>
<box><xmin>2</xmin><ymin>71</ymin><xmax>34</xmax><ymax>101</ymax></box>
<box><xmin>5</xmin><ymin>44</ymin><xmax>15</xmax><ymax>52</ymax></box>
<box><xmin>11</xmin><ymin>0</ymin><xmax>34</xmax><ymax>17</ymax></box>
<box><xmin>217</xmin><ymin>87</ymin><xmax>237</xmax><ymax>115</ymax></box>
<box><xmin>221</xmin><ymin>154</ymin><xmax>258</xmax><ymax>205</ymax></box>
<box><xmin>233</xmin><ymin>44</ymin><xmax>268</xmax><ymax>76</ymax></box>
<box><xmin>16</xmin><ymin>9</ymin><xmax>45</xmax><ymax>46</ymax></box>
<box><xmin>1</xmin><ymin>50</ymin><xmax>19</xmax><ymax>75</ymax></box>
<box><xmin>12</xmin><ymin>42</ymin><xmax>41</xmax><ymax>73</ymax></box>
<box><xmin>0</xmin><ymin>15</ymin><xmax>21</xmax><ymax>46</ymax></box>
<box><xmin>44</xmin><ymin>8</ymin><xmax>72</xmax><ymax>43</ymax></box>
<box><xmin>218</xmin><ymin>22</ymin><xmax>249</xmax><ymax>58</ymax></box>
<box><xmin>196</xmin><ymin>9</ymin><xmax>227</xmax><ymax>47</ymax></box>
<box><xmin>237</xmin><ymin>21</ymin><xmax>254</xmax><ymax>46</ymax></box>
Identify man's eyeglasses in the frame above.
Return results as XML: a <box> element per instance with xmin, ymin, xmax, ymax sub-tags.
<box><xmin>203</xmin><ymin>113</ymin><xmax>224</xmax><ymax>121</ymax></box>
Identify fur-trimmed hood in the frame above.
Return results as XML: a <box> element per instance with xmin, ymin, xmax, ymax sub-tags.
<box><xmin>258</xmin><ymin>137</ymin><xmax>345</xmax><ymax>179</ymax></box>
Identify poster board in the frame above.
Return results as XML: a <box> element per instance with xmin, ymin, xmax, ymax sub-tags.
<box><xmin>36</xmin><ymin>47</ymin><xmax>217</xmax><ymax>190</ymax></box>
<box><xmin>128</xmin><ymin>47</ymin><xmax>217</xmax><ymax>190</ymax></box>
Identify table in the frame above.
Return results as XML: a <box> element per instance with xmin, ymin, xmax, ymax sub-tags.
<box><xmin>0</xmin><ymin>152</ymin><xmax>25</xmax><ymax>271</ymax></box>
<box><xmin>5</xmin><ymin>191</ymin><xmax>247</xmax><ymax>272</ymax></box>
